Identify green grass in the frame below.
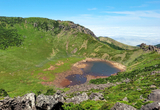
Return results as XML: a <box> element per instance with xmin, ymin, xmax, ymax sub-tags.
<box><xmin>0</xmin><ymin>17</ymin><xmax>160</xmax><ymax>109</ymax></box>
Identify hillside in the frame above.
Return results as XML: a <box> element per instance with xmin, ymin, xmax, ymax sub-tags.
<box><xmin>98</xmin><ymin>36</ymin><xmax>139</xmax><ymax>50</ymax></box>
<box><xmin>0</xmin><ymin>17</ymin><xmax>160</xmax><ymax>110</ymax></box>
<box><xmin>155</xmin><ymin>44</ymin><xmax>160</xmax><ymax>47</ymax></box>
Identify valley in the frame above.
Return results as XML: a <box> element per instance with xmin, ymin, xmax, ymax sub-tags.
<box><xmin>0</xmin><ymin>17</ymin><xmax>160</xmax><ymax>110</ymax></box>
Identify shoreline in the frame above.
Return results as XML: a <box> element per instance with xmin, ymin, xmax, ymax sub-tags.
<box><xmin>73</xmin><ymin>58</ymin><xmax>126</xmax><ymax>72</ymax></box>
<box><xmin>42</xmin><ymin>58</ymin><xmax>126</xmax><ymax>88</ymax></box>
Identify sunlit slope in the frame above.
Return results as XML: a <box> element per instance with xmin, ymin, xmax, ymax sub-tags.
<box><xmin>99</xmin><ymin>36</ymin><xmax>139</xmax><ymax>50</ymax></box>
<box><xmin>0</xmin><ymin>17</ymin><xmax>134</xmax><ymax>73</ymax></box>
<box><xmin>1</xmin><ymin>17</ymin><xmax>158</xmax><ymax>97</ymax></box>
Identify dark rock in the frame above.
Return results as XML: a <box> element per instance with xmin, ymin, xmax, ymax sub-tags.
<box><xmin>140</xmin><ymin>43</ymin><xmax>146</xmax><ymax>48</ymax></box>
<box><xmin>150</xmin><ymin>71</ymin><xmax>160</xmax><ymax>75</ymax></box>
<box><xmin>59</xmin><ymin>25</ymin><xmax>64</xmax><ymax>29</ymax></box>
<box><xmin>89</xmin><ymin>93</ymin><xmax>104</xmax><ymax>101</ymax></box>
<box><xmin>140</xmin><ymin>43</ymin><xmax>160</xmax><ymax>53</ymax></box>
<box><xmin>140</xmin><ymin>101</ymin><xmax>160</xmax><ymax>110</ymax></box>
<box><xmin>110</xmin><ymin>102</ymin><xmax>137</xmax><ymax>110</ymax></box>
<box><xmin>148</xmin><ymin>89</ymin><xmax>160</xmax><ymax>101</ymax></box>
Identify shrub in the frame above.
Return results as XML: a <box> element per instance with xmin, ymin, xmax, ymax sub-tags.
<box><xmin>0</xmin><ymin>89</ymin><xmax>8</xmax><ymax>97</ymax></box>
<box><xmin>44</xmin><ymin>89</ymin><xmax>56</xmax><ymax>95</ymax></box>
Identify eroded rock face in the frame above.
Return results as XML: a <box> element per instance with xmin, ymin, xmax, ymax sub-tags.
<box><xmin>0</xmin><ymin>93</ymin><xmax>36</xmax><ymax>110</ymax></box>
<box><xmin>148</xmin><ymin>89</ymin><xmax>160</xmax><ymax>102</ymax></box>
<box><xmin>140</xmin><ymin>43</ymin><xmax>160</xmax><ymax>53</ymax></box>
<box><xmin>89</xmin><ymin>93</ymin><xmax>105</xmax><ymax>101</ymax></box>
<box><xmin>110</xmin><ymin>102</ymin><xmax>137</xmax><ymax>110</ymax></box>
<box><xmin>65</xmin><ymin>92</ymin><xmax>89</xmax><ymax>104</ymax></box>
<box><xmin>140</xmin><ymin>101</ymin><xmax>160</xmax><ymax>110</ymax></box>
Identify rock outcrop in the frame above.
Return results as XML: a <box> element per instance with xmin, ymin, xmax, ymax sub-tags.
<box><xmin>110</xmin><ymin>102</ymin><xmax>137</xmax><ymax>110</ymax></box>
<box><xmin>0</xmin><ymin>93</ymin><xmax>36</xmax><ymax>110</ymax></box>
<box><xmin>140</xmin><ymin>101</ymin><xmax>160</xmax><ymax>110</ymax></box>
<box><xmin>140</xmin><ymin>43</ymin><xmax>160</xmax><ymax>53</ymax></box>
<box><xmin>57</xmin><ymin>21</ymin><xmax>98</xmax><ymax>40</ymax></box>
<box><xmin>150</xmin><ymin>70</ymin><xmax>160</xmax><ymax>75</ymax></box>
<box><xmin>0</xmin><ymin>91</ymin><xmax>105</xmax><ymax>110</ymax></box>
<box><xmin>148</xmin><ymin>89</ymin><xmax>160</xmax><ymax>102</ymax></box>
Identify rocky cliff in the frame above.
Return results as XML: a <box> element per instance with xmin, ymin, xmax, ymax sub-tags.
<box><xmin>140</xmin><ymin>43</ymin><xmax>160</xmax><ymax>54</ymax></box>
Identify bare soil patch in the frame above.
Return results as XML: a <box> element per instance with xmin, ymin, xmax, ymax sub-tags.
<box><xmin>41</xmin><ymin>58</ymin><xmax>126</xmax><ymax>88</ymax></box>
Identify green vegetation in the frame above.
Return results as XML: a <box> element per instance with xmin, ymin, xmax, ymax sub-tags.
<box><xmin>0</xmin><ymin>16</ymin><xmax>160</xmax><ymax>109</ymax></box>
<box><xmin>0</xmin><ymin>89</ymin><xmax>8</xmax><ymax>97</ymax></box>
<box><xmin>155</xmin><ymin>44</ymin><xmax>160</xmax><ymax>47</ymax></box>
<box><xmin>98</xmin><ymin>36</ymin><xmax>138</xmax><ymax>50</ymax></box>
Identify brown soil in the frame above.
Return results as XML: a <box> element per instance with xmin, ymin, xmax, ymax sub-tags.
<box><xmin>43</xmin><ymin>65</ymin><xmax>57</xmax><ymax>71</ymax></box>
<box><xmin>39</xmin><ymin>76</ymin><xmax>49</xmax><ymax>80</ymax></box>
<box><xmin>41</xmin><ymin>58</ymin><xmax>126</xmax><ymax>88</ymax></box>
<box><xmin>60</xmin><ymin>79</ymin><xmax>71</xmax><ymax>87</ymax></box>
<box><xmin>41</xmin><ymin>66</ymin><xmax>83</xmax><ymax>88</ymax></box>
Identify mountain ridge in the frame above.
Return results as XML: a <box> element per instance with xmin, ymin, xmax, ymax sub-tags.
<box><xmin>0</xmin><ymin>16</ymin><xmax>160</xmax><ymax>110</ymax></box>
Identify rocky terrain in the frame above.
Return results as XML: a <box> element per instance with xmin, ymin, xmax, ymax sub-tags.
<box><xmin>1</xmin><ymin>71</ymin><xmax>160</xmax><ymax>110</ymax></box>
<box><xmin>1</xmin><ymin>85</ymin><xmax>160</xmax><ymax>110</ymax></box>
<box><xmin>140</xmin><ymin>43</ymin><xmax>160</xmax><ymax>54</ymax></box>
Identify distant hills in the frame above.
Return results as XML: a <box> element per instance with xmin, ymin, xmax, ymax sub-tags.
<box><xmin>0</xmin><ymin>16</ymin><xmax>160</xmax><ymax>110</ymax></box>
<box><xmin>98</xmin><ymin>36</ymin><xmax>138</xmax><ymax>50</ymax></box>
<box><xmin>155</xmin><ymin>44</ymin><xmax>160</xmax><ymax>47</ymax></box>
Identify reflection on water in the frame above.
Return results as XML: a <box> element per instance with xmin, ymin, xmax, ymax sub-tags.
<box><xmin>66</xmin><ymin>61</ymin><xmax>120</xmax><ymax>87</ymax></box>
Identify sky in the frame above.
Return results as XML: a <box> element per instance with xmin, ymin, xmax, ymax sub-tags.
<box><xmin>1</xmin><ymin>0</ymin><xmax>160</xmax><ymax>46</ymax></box>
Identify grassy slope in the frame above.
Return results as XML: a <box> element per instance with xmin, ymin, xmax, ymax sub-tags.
<box><xmin>98</xmin><ymin>36</ymin><xmax>139</xmax><ymax>50</ymax></box>
<box><xmin>0</xmin><ymin>17</ymin><xmax>127</xmax><ymax>97</ymax></box>
<box><xmin>0</xmin><ymin>17</ymin><xmax>160</xmax><ymax>109</ymax></box>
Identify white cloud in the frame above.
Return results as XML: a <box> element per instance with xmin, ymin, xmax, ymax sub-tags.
<box><xmin>55</xmin><ymin>10</ymin><xmax>160</xmax><ymax>46</ymax></box>
<box><xmin>104</xmin><ymin>10</ymin><xmax>160</xmax><ymax>18</ymax></box>
<box><xmin>88</xmin><ymin>8</ymin><xmax>97</xmax><ymax>10</ymax></box>
<box><xmin>85</xmin><ymin>26</ymin><xmax>160</xmax><ymax>46</ymax></box>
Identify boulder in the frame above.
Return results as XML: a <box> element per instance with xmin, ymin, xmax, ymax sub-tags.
<box><xmin>89</xmin><ymin>93</ymin><xmax>104</xmax><ymax>101</ymax></box>
<box><xmin>148</xmin><ymin>89</ymin><xmax>160</xmax><ymax>101</ymax></box>
<box><xmin>0</xmin><ymin>93</ymin><xmax>36</xmax><ymax>110</ymax></box>
<box><xmin>150</xmin><ymin>85</ymin><xmax>156</xmax><ymax>88</ymax></box>
<box><xmin>123</xmin><ymin>97</ymin><xmax>129</xmax><ymax>102</ymax></box>
<box><xmin>140</xmin><ymin>101</ymin><xmax>160</xmax><ymax>110</ymax></box>
<box><xmin>65</xmin><ymin>92</ymin><xmax>89</xmax><ymax>104</ymax></box>
<box><xmin>110</xmin><ymin>102</ymin><xmax>137</xmax><ymax>110</ymax></box>
<box><xmin>36</xmin><ymin>94</ymin><xmax>58</xmax><ymax>110</ymax></box>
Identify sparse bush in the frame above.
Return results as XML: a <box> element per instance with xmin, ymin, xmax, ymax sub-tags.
<box><xmin>0</xmin><ymin>89</ymin><xmax>8</xmax><ymax>97</ymax></box>
<box><xmin>44</xmin><ymin>89</ymin><xmax>56</xmax><ymax>95</ymax></box>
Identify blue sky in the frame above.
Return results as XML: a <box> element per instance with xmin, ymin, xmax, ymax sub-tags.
<box><xmin>1</xmin><ymin>0</ymin><xmax>160</xmax><ymax>46</ymax></box>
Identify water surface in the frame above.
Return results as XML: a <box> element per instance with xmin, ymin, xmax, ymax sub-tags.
<box><xmin>66</xmin><ymin>61</ymin><xmax>120</xmax><ymax>87</ymax></box>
